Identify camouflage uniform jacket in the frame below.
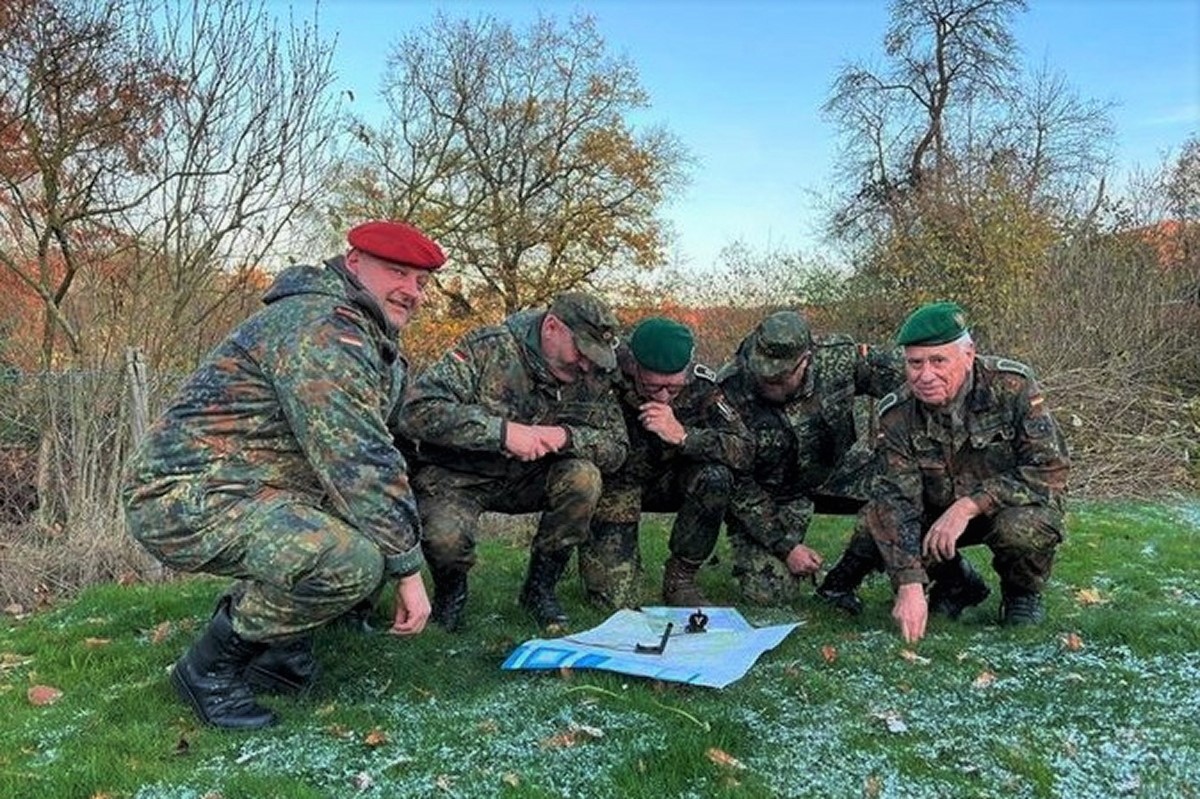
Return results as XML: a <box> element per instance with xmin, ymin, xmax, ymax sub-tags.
<box><xmin>720</xmin><ymin>334</ymin><xmax>904</xmax><ymax>557</ymax></box>
<box><xmin>609</xmin><ymin>346</ymin><xmax>753</xmax><ymax>484</ymax></box>
<box><xmin>122</xmin><ymin>258</ymin><xmax>424</xmax><ymax>577</ymax></box>
<box><xmin>396</xmin><ymin>309</ymin><xmax>628</xmax><ymax>477</ymax></box>
<box><xmin>869</xmin><ymin>356</ymin><xmax>1071</xmax><ymax>585</ymax></box>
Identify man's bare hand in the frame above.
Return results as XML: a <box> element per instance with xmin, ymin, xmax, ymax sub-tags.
<box><xmin>389</xmin><ymin>573</ymin><xmax>431</xmax><ymax>635</ymax></box>
<box><xmin>638</xmin><ymin>401</ymin><xmax>686</xmax><ymax>445</ymax></box>
<box><xmin>892</xmin><ymin>582</ymin><xmax>928</xmax><ymax>643</ymax></box>
<box><xmin>503</xmin><ymin>422</ymin><xmax>568</xmax><ymax>461</ymax></box>
<box><xmin>785</xmin><ymin>543</ymin><xmax>824</xmax><ymax>576</ymax></box>
<box><xmin>922</xmin><ymin>497</ymin><xmax>980</xmax><ymax>562</ymax></box>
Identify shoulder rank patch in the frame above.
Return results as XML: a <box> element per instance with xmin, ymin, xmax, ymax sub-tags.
<box><xmin>995</xmin><ymin>358</ymin><xmax>1032</xmax><ymax>379</ymax></box>
<box><xmin>338</xmin><ymin>334</ymin><xmax>363</xmax><ymax>348</ymax></box>
<box><xmin>692</xmin><ymin>363</ymin><xmax>717</xmax><ymax>383</ymax></box>
<box><xmin>333</xmin><ymin>305</ymin><xmax>363</xmax><ymax>324</ymax></box>
<box><xmin>715</xmin><ymin>397</ymin><xmax>736</xmax><ymax>421</ymax></box>
<box><xmin>877</xmin><ymin>391</ymin><xmax>901</xmax><ymax>416</ymax></box>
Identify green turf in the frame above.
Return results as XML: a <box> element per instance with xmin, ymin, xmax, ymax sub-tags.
<box><xmin>1</xmin><ymin>501</ymin><xmax>1198</xmax><ymax>798</ymax></box>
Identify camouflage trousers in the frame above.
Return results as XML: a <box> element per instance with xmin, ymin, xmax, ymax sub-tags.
<box><xmin>858</xmin><ymin>502</ymin><xmax>1064</xmax><ymax>592</ymax></box>
<box><xmin>578</xmin><ymin>462</ymin><xmax>732</xmax><ymax>609</ymax></box>
<box><xmin>726</xmin><ymin>492</ymin><xmax>868</xmax><ymax>606</ymax></box>
<box><xmin>413</xmin><ymin>457</ymin><xmax>602</xmax><ymax>574</ymax></box>
<box><xmin>124</xmin><ymin>480</ymin><xmax>385</xmax><ymax>642</ymax></box>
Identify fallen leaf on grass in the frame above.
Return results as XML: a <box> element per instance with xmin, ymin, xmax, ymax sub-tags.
<box><xmin>898</xmin><ymin>649</ymin><xmax>930</xmax><ymax>665</ymax></box>
<box><xmin>434</xmin><ymin>774</ymin><xmax>455</xmax><ymax>793</ymax></box>
<box><xmin>4</xmin><ymin>603</ymin><xmax>25</xmax><ymax>617</ymax></box>
<box><xmin>972</xmin><ymin>670</ymin><xmax>996</xmax><ymax>688</ymax></box>
<box><xmin>83</xmin><ymin>638</ymin><xmax>111</xmax><ymax>649</ymax></box>
<box><xmin>1</xmin><ymin>653</ymin><xmax>33</xmax><ymax>672</ymax></box>
<box><xmin>501</xmin><ymin>772</ymin><xmax>520</xmax><ymax>787</ymax></box>
<box><xmin>149</xmin><ymin>621</ymin><xmax>172</xmax><ymax>645</ymax></box>
<box><xmin>821</xmin><ymin>645</ymin><xmax>838</xmax><ymax>664</ymax></box>
<box><xmin>27</xmin><ymin>684</ymin><xmax>62</xmax><ymax>706</ymax></box>
<box><xmin>557</xmin><ymin>666</ymin><xmax>573</xmax><ymax>681</ymax></box>
<box><xmin>706</xmin><ymin>747</ymin><xmax>746</xmax><ymax>770</ymax></box>
<box><xmin>539</xmin><ymin>723</ymin><xmax>604</xmax><ymax>749</ymax></box>
<box><xmin>173</xmin><ymin>737</ymin><xmax>190</xmax><ymax>756</ymax></box>
<box><xmin>325</xmin><ymin>723</ymin><xmax>355</xmax><ymax>739</ymax></box>
<box><xmin>351</xmin><ymin>772</ymin><xmax>374</xmax><ymax>791</ymax></box>
<box><xmin>871</xmin><ymin>710</ymin><xmax>909</xmax><ymax>733</ymax></box>
<box><xmin>1074</xmin><ymin>588</ymin><xmax>1108</xmax><ymax>606</ymax></box>
<box><xmin>477</xmin><ymin>718</ymin><xmax>499</xmax><ymax>735</ymax></box>
<box><xmin>116</xmin><ymin>571</ymin><xmax>140</xmax><ymax>586</ymax></box>
<box><xmin>1060</xmin><ymin>632</ymin><xmax>1084</xmax><ymax>651</ymax></box>
<box><xmin>363</xmin><ymin>728</ymin><xmax>388</xmax><ymax>747</ymax></box>
<box><xmin>864</xmin><ymin>774</ymin><xmax>883</xmax><ymax>798</ymax></box>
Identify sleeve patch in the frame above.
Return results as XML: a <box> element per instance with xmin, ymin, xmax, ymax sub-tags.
<box><xmin>692</xmin><ymin>363</ymin><xmax>717</xmax><ymax>382</ymax></box>
<box><xmin>878</xmin><ymin>391</ymin><xmax>900</xmax><ymax>416</ymax></box>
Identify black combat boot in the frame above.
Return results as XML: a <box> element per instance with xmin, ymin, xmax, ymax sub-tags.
<box><xmin>662</xmin><ymin>556</ymin><xmax>709</xmax><ymax>607</ymax></box>
<box><xmin>999</xmin><ymin>583</ymin><xmax>1045</xmax><ymax>626</ymax></box>
<box><xmin>430</xmin><ymin>567</ymin><xmax>469</xmax><ymax>632</ymax></box>
<box><xmin>245</xmin><ymin>636</ymin><xmax>318</xmax><ymax>695</ymax></box>
<box><xmin>171</xmin><ymin>603</ymin><xmax>277</xmax><ymax>729</ymax></box>
<box><xmin>211</xmin><ymin>592</ymin><xmax>318</xmax><ymax>694</ymax></box>
<box><xmin>928</xmin><ymin>556</ymin><xmax>991</xmax><ymax>619</ymax></box>
<box><xmin>815</xmin><ymin>551</ymin><xmax>877</xmax><ymax>616</ymax></box>
<box><xmin>518</xmin><ymin>548</ymin><xmax>572</xmax><ymax>630</ymax></box>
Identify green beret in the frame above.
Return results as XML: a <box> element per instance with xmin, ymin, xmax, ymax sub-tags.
<box><xmin>629</xmin><ymin>317</ymin><xmax>695</xmax><ymax>374</ymax></box>
<box><xmin>895</xmin><ymin>302</ymin><xmax>969</xmax><ymax>346</ymax></box>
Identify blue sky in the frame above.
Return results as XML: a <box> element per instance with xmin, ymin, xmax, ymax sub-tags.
<box><xmin>305</xmin><ymin>0</ymin><xmax>1200</xmax><ymax>271</ymax></box>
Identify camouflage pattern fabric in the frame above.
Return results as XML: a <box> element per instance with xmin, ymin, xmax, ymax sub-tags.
<box><xmin>413</xmin><ymin>458</ymin><xmax>603</xmax><ymax>571</ymax></box>
<box><xmin>860</xmin><ymin>356</ymin><xmax>1070</xmax><ymax>591</ymax></box>
<box><xmin>718</xmin><ymin>334</ymin><xmax>904</xmax><ymax>603</ymax></box>
<box><xmin>122</xmin><ymin>258</ymin><xmax>422</xmax><ymax>642</ymax></box>
<box><xmin>395</xmin><ymin>308</ymin><xmax>627</xmax><ymax>571</ymax></box>
<box><xmin>578</xmin><ymin>348</ymin><xmax>753</xmax><ymax>608</ymax></box>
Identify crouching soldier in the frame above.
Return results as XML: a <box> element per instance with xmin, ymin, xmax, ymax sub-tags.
<box><xmin>579</xmin><ymin>317</ymin><xmax>753</xmax><ymax>608</ymax></box>
<box><xmin>122</xmin><ymin>221</ymin><xmax>444</xmax><ymax>728</ymax></box>
<box><xmin>838</xmin><ymin>302</ymin><xmax>1070</xmax><ymax>642</ymax></box>
<box><xmin>719</xmin><ymin>310</ymin><xmax>904</xmax><ymax>606</ymax></box>
<box><xmin>395</xmin><ymin>292</ymin><xmax>628</xmax><ymax>632</ymax></box>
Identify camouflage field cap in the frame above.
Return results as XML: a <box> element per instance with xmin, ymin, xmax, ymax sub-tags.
<box><xmin>895</xmin><ymin>301</ymin><xmax>968</xmax><ymax>346</ymax></box>
<box><xmin>629</xmin><ymin>317</ymin><xmax>694</xmax><ymax>374</ymax></box>
<box><xmin>747</xmin><ymin>311</ymin><xmax>812</xmax><ymax>380</ymax></box>
<box><xmin>549</xmin><ymin>291</ymin><xmax>620</xmax><ymax>370</ymax></box>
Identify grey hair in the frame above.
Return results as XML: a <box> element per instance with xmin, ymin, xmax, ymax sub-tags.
<box><xmin>954</xmin><ymin>331</ymin><xmax>975</xmax><ymax>351</ymax></box>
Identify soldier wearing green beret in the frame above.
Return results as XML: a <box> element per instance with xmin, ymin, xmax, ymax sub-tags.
<box><xmin>578</xmin><ymin>317</ymin><xmax>753</xmax><ymax>609</ymax></box>
<box><xmin>394</xmin><ymin>291</ymin><xmax>629</xmax><ymax>633</ymax></box>
<box><xmin>717</xmin><ymin>311</ymin><xmax>905</xmax><ymax>606</ymax></box>
<box><xmin>824</xmin><ymin>301</ymin><xmax>1070</xmax><ymax>642</ymax></box>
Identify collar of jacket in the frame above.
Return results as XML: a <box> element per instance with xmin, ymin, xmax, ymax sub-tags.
<box><xmin>325</xmin><ymin>255</ymin><xmax>400</xmax><ymax>362</ymax></box>
<box><xmin>513</xmin><ymin>309</ymin><xmax>561</xmax><ymax>388</ymax></box>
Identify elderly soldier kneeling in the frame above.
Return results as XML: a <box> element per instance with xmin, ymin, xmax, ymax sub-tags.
<box><xmin>843</xmin><ymin>302</ymin><xmax>1070</xmax><ymax>642</ymax></box>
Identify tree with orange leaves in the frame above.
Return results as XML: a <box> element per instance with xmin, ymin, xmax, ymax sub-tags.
<box><xmin>0</xmin><ymin>0</ymin><xmax>341</xmax><ymax>371</ymax></box>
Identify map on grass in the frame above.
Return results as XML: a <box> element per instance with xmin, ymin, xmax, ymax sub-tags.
<box><xmin>502</xmin><ymin>606</ymin><xmax>799</xmax><ymax>688</ymax></box>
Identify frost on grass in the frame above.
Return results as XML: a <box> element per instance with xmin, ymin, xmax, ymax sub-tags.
<box><xmin>734</xmin><ymin>634</ymin><xmax>1200</xmax><ymax>799</ymax></box>
<box><xmin>137</xmin><ymin>678</ymin><xmax>670</xmax><ymax>799</ymax></box>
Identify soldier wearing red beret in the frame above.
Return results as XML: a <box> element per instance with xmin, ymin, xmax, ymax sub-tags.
<box><xmin>123</xmin><ymin>220</ymin><xmax>445</xmax><ymax>729</ymax></box>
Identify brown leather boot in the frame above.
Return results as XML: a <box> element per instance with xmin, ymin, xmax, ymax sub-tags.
<box><xmin>661</xmin><ymin>556</ymin><xmax>709</xmax><ymax>607</ymax></box>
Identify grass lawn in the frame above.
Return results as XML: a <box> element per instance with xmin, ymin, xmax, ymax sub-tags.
<box><xmin>1</xmin><ymin>501</ymin><xmax>1199</xmax><ymax>799</ymax></box>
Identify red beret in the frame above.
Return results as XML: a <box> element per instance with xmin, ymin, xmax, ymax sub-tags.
<box><xmin>346</xmin><ymin>220</ymin><xmax>446</xmax><ymax>271</ymax></box>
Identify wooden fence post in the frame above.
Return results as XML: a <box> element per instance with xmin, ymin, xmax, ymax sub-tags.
<box><xmin>123</xmin><ymin>347</ymin><xmax>163</xmax><ymax>581</ymax></box>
